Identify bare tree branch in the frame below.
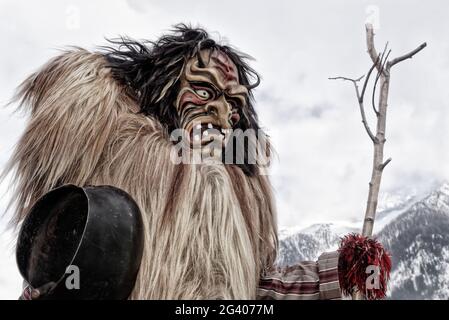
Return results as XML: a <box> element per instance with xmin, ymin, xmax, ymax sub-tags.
<box><xmin>332</xmin><ymin>23</ymin><xmax>426</xmax><ymax>301</ymax></box>
<box><xmin>360</xmin><ymin>56</ymin><xmax>379</xmax><ymax>102</ymax></box>
<box><xmin>379</xmin><ymin>157</ymin><xmax>392</xmax><ymax>170</ymax></box>
<box><xmin>389</xmin><ymin>42</ymin><xmax>427</xmax><ymax>67</ymax></box>
<box><xmin>328</xmin><ymin>75</ymin><xmax>364</xmax><ymax>83</ymax></box>
<box><xmin>329</xmin><ymin>76</ymin><xmax>377</xmax><ymax>143</ymax></box>
<box><xmin>355</xmin><ymin>85</ymin><xmax>377</xmax><ymax>143</ymax></box>
<box><xmin>372</xmin><ymin>48</ymin><xmax>391</xmax><ymax>116</ymax></box>
<box><xmin>366</xmin><ymin>24</ymin><xmax>381</xmax><ymax>72</ymax></box>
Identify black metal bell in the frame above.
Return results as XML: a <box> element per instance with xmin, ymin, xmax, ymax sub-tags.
<box><xmin>16</xmin><ymin>184</ymin><xmax>144</xmax><ymax>300</ymax></box>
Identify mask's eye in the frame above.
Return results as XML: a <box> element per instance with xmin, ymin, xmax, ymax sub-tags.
<box><xmin>195</xmin><ymin>89</ymin><xmax>211</xmax><ymax>100</ymax></box>
<box><xmin>227</xmin><ymin>99</ymin><xmax>239</xmax><ymax>109</ymax></box>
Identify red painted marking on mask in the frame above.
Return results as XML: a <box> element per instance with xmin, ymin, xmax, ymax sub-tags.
<box><xmin>179</xmin><ymin>91</ymin><xmax>208</xmax><ymax>108</ymax></box>
<box><xmin>211</xmin><ymin>51</ymin><xmax>238</xmax><ymax>82</ymax></box>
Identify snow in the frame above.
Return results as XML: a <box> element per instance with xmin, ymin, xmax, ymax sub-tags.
<box><xmin>278</xmin><ymin>225</ymin><xmax>306</xmax><ymax>241</ymax></box>
<box><xmin>373</xmin><ymin>206</ymin><xmax>412</xmax><ymax>233</ymax></box>
<box><xmin>434</xmin><ymin>247</ymin><xmax>449</xmax><ymax>299</ymax></box>
<box><xmin>279</xmin><ymin>188</ymin><xmax>420</xmax><ymax>239</ymax></box>
<box><xmin>423</xmin><ymin>182</ymin><xmax>449</xmax><ymax>212</ymax></box>
<box><xmin>377</xmin><ymin>192</ymin><xmax>416</xmax><ymax>212</ymax></box>
<box><xmin>278</xmin><ymin>182</ymin><xmax>449</xmax><ymax>299</ymax></box>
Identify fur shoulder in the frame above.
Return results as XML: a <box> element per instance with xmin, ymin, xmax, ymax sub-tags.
<box><xmin>15</xmin><ymin>48</ymin><xmax>137</xmax><ymax>114</ymax></box>
<box><xmin>4</xmin><ymin>48</ymin><xmax>140</xmax><ymax>223</ymax></box>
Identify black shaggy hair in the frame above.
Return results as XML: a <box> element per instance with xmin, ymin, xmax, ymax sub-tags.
<box><xmin>102</xmin><ymin>24</ymin><xmax>265</xmax><ymax>176</ymax></box>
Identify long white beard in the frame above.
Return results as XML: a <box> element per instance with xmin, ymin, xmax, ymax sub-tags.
<box><xmin>130</xmin><ymin>164</ymin><xmax>258</xmax><ymax>299</ymax></box>
<box><xmin>5</xmin><ymin>49</ymin><xmax>278</xmax><ymax>299</ymax></box>
<box><xmin>101</xmin><ymin>113</ymin><xmax>276</xmax><ymax>299</ymax></box>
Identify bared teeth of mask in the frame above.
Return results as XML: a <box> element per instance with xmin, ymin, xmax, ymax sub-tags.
<box><xmin>203</xmin><ymin>131</ymin><xmax>209</xmax><ymax>137</ymax></box>
<box><xmin>195</xmin><ymin>124</ymin><xmax>201</xmax><ymax>130</ymax></box>
<box><xmin>194</xmin><ymin>134</ymin><xmax>200</xmax><ymax>141</ymax></box>
<box><xmin>207</xmin><ymin>123</ymin><xmax>213</xmax><ymax>129</ymax></box>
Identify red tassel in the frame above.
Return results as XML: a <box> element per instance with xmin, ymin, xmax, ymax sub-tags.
<box><xmin>338</xmin><ymin>234</ymin><xmax>391</xmax><ymax>300</ymax></box>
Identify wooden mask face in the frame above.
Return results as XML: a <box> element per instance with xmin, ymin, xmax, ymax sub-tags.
<box><xmin>176</xmin><ymin>49</ymin><xmax>249</xmax><ymax>150</ymax></box>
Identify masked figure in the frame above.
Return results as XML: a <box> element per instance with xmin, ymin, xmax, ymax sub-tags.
<box><xmin>5</xmin><ymin>24</ymin><xmax>390</xmax><ymax>300</ymax></box>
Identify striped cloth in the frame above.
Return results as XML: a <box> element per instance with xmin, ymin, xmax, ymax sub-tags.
<box><xmin>257</xmin><ymin>251</ymin><xmax>341</xmax><ymax>300</ymax></box>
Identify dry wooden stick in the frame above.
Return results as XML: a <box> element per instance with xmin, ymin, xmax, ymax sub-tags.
<box><xmin>330</xmin><ymin>23</ymin><xmax>426</xmax><ymax>300</ymax></box>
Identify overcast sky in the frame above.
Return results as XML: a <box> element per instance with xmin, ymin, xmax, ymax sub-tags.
<box><xmin>0</xmin><ymin>0</ymin><xmax>448</xmax><ymax>298</ymax></box>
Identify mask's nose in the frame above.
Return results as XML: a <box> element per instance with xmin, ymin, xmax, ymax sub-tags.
<box><xmin>205</xmin><ymin>96</ymin><xmax>233</xmax><ymax>129</ymax></box>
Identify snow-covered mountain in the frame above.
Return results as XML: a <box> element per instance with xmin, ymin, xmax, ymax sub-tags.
<box><xmin>277</xmin><ymin>182</ymin><xmax>449</xmax><ymax>299</ymax></box>
<box><xmin>379</xmin><ymin>183</ymin><xmax>449</xmax><ymax>299</ymax></box>
<box><xmin>277</xmin><ymin>223</ymin><xmax>357</xmax><ymax>265</ymax></box>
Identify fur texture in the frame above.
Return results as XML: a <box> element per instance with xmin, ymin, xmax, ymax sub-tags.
<box><xmin>5</xmin><ymin>49</ymin><xmax>278</xmax><ymax>299</ymax></box>
<box><xmin>104</xmin><ymin>24</ymin><xmax>264</xmax><ymax>176</ymax></box>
